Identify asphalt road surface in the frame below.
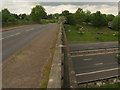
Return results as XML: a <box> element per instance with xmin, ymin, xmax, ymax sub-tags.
<box><xmin>69</xmin><ymin>42</ymin><xmax>118</xmax><ymax>51</ymax></box>
<box><xmin>72</xmin><ymin>53</ymin><xmax>120</xmax><ymax>83</ymax></box>
<box><xmin>2</xmin><ymin>24</ymin><xmax>56</xmax><ymax>61</ymax></box>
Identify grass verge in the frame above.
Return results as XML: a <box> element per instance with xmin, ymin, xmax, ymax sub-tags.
<box><xmin>64</xmin><ymin>24</ymin><xmax>118</xmax><ymax>42</ymax></box>
<box><xmin>39</xmin><ymin>28</ymin><xmax>59</xmax><ymax>88</ymax></box>
<box><xmin>99</xmin><ymin>82</ymin><xmax>120</xmax><ymax>88</ymax></box>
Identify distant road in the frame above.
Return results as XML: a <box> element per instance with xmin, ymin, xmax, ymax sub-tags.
<box><xmin>69</xmin><ymin>41</ymin><xmax>118</xmax><ymax>51</ymax></box>
<box><xmin>2</xmin><ymin>24</ymin><xmax>56</xmax><ymax>61</ymax></box>
<box><xmin>70</xmin><ymin>41</ymin><xmax>119</xmax><ymax>84</ymax></box>
<box><xmin>72</xmin><ymin>53</ymin><xmax>119</xmax><ymax>84</ymax></box>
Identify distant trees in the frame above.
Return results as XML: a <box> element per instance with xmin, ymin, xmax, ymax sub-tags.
<box><xmin>84</xmin><ymin>10</ymin><xmax>92</xmax><ymax>24</ymax></box>
<box><xmin>61</xmin><ymin>10</ymin><xmax>75</xmax><ymax>25</ymax></box>
<box><xmin>112</xmin><ymin>16</ymin><xmax>120</xmax><ymax>30</ymax></box>
<box><xmin>91</xmin><ymin>11</ymin><xmax>107</xmax><ymax>27</ymax></box>
<box><xmin>2</xmin><ymin>8</ymin><xmax>11</xmax><ymax>23</ymax></box>
<box><xmin>106</xmin><ymin>14</ymin><xmax>115</xmax><ymax>22</ymax></box>
<box><xmin>61</xmin><ymin>8</ymin><xmax>119</xmax><ymax>31</ymax></box>
<box><xmin>30</xmin><ymin>5</ymin><xmax>47</xmax><ymax>23</ymax></box>
<box><xmin>74</xmin><ymin>8</ymin><xmax>86</xmax><ymax>24</ymax></box>
<box><xmin>0</xmin><ymin>5</ymin><xmax>119</xmax><ymax>31</ymax></box>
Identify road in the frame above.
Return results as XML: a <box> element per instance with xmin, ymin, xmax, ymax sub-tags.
<box><xmin>2</xmin><ymin>23</ymin><xmax>59</xmax><ymax>88</ymax></box>
<box><xmin>69</xmin><ymin>42</ymin><xmax>119</xmax><ymax>84</ymax></box>
<box><xmin>2</xmin><ymin>24</ymin><xmax>55</xmax><ymax>61</ymax></box>
<box><xmin>72</xmin><ymin>53</ymin><xmax>118</xmax><ymax>74</ymax></box>
<box><xmin>69</xmin><ymin>42</ymin><xmax>118</xmax><ymax>51</ymax></box>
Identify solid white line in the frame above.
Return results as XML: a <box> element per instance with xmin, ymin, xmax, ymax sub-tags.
<box><xmin>2</xmin><ymin>32</ymin><xmax>21</xmax><ymax>39</ymax></box>
<box><xmin>14</xmin><ymin>32</ymin><xmax>21</xmax><ymax>35</ymax></box>
<box><xmin>26</xmin><ymin>28</ymin><xmax>34</xmax><ymax>31</ymax></box>
<box><xmin>71</xmin><ymin>52</ymin><xmax>117</xmax><ymax>57</ymax></box>
<box><xmin>76</xmin><ymin>68</ymin><xmax>120</xmax><ymax>76</ymax></box>
<box><xmin>78</xmin><ymin>75</ymin><xmax>119</xmax><ymax>84</ymax></box>
<box><xmin>71</xmin><ymin>48</ymin><xmax>118</xmax><ymax>53</ymax></box>
<box><xmin>95</xmin><ymin>63</ymin><xmax>103</xmax><ymax>65</ymax></box>
<box><xmin>84</xmin><ymin>58</ymin><xmax>92</xmax><ymax>61</ymax></box>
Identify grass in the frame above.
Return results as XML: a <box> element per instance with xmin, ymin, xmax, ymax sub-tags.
<box><xmin>64</xmin><ymin>24</ymin><xmax>118</xmax><ymax>42</ymax></box>
<box><xmin>99</xmin><ymin>82</ymin><xmax>120</xmax><ymax>88</ymax></box>
<box><xmin>39</xmin><ymin>29</ymin><xmax>59</xmax><ymax>88</ymax></box>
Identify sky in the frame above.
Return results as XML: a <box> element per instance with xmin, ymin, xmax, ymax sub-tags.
<box><xmin>41</xmin><ymin>0</ymin><xmax>120</xmax><ymax>2</ymax></box>
<box><xmin>3</xmin><ymin>0</ymin><xmax>120</xmax><ymax>2</ymax></box>
<box><xmin>1</xmin><ymin>0</ymin><xmax>119</xmax><ymax>15</ymax></box>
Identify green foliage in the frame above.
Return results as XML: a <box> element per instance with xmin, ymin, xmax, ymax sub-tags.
<box><xmin>64</xmin><ymin>24</ymin><xmax>118</xmax><ymax>42</ymax></box>
<box><xmin>84</xmin><ymin>10</ymin><xmax>92</xmax><ymax>24</ymax></box>
<box><xmin>7</xmin><ymin>15</ymin><xmax>18</xmax><ymax>22</ymax></box>
<box><xmin>62</xmin><ymin>10</ymin><xmax>70</xmax><ymax>17</ymax></box>
<box><xmin>74</xmin><ymin>8</ymin><xmax>86</xmax><ymax>24</ymax></box>
<box><xmin>61</xmin><ymin>10</ymin><xmax>75</xmax><ymax>25</ymax></box>
<box><xmin>40</xmin><ymin>19</ymin><xmax>57</xmax><ymax>24</ymax></box>
<box><xmin>107</xmin><ymin>14</ymin><xmax>115</xmax><ymax>22</ymax></box>
<box><xmin>19</xmin><ymin>14</ymin><xmax>27</xmax><ymax>20</ymax></box>
<box><xmin>112</xmin><ymin>16</ymin><xmax>120</xmax><ymax>30</ymax></box>
<box><xmin>30</xmin><ymin>5</ymin><xmax>47</xmax><ymax>23</ymax></box>
<box><xmin>91</xmin><ymin>11</ymin><xmax>107</xmax><ymax>27</ymax></box>
<box><xmin>2</xmin><ymin>8</ymin><xmax>11</xmax><ymax>23</ymax></box>
<box><xmin>99</xmin><ymin>83</ymin><xmax>120</xmax><ymax>88</ymax></box>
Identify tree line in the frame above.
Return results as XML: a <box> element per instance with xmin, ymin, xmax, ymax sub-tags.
<box><xmin>0</xmin><ymin>5</ymin><xmax>59</xmax><ymax>26</ymax></box>
<box><xmin>61</xmin><ymin>8</ymin><xmax>120</xmax><ymax>31</ymax></box>
<box><xmin>1</xmin><ymin>5</ymin><xmax>120</xmax><ymax>30</ymax></box>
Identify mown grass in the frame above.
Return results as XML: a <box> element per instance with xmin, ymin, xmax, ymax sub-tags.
<box><xmin>64</xmin><ymin>24</ymin><xmax>118</xmax><ymax>42</ymax></box>
<box><xmin>99</xmin><ymin>82</ymin><xmax>120</xmax><ymax>88</ymax></box>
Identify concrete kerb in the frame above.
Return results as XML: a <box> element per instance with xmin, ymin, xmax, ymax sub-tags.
<box><xmin>47</xmin><ymin>23</ymin><xmax>62</xmax><ymax>88</ymax></box>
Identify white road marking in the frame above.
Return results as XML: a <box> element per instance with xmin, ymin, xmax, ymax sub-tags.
<box><xmin>76</xmin><ymin>68</ymin><xmax>120</xmax><ymax>76</ymax></box>
<box><xmin>26</xmin><ymin>28</ymin><xmax>34</xmax><ymax>31</ymax></box>
<box><xmin>84</xmin><ymin>58</ymin><xmax>92</xmax><ymax>61</ymax></box>
<box><xmin>77</xmin><ymin>75</ymin><xmax>119</xmax><ymax>84</ymax></box>
<box><xmin>71</xmin><ymin>52</ymin><xmax>118</xmax><ymax>57</ymax></box>
<box><xmin>14</xmin><ymin>32</ymin><xmax>21</xmax><ymax>35</ymax></box>
<box><xmin>2</xmin><ymin>32</ymin><xmax>21</xmax><ymax>39</ymax></box>
<box><xmin>95</xmin><ymin>63</ymin><xmax>103</xmax><ymax>65</ymax></box>
<box><xmin>71</xmin><ymin>48</ymin><xmax>118</xmax><ymax>53</ymax></box>
<box><xmin>0</xmin><ymin>38</ymin><xmax>3</xmax><ymax>40</ymax></box>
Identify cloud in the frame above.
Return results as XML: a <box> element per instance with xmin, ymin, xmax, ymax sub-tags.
<box><xmin>1</xmin><ymin>2</ymin><xmax>38</xmax><ymax>14</ymax></box>
<box><xmin>4</xmin><ymin>0</ymin><xmax>119</xmax><ymax>2</ymax></box>
<box><xmin>1</xmin><ymin>2</ymin><xmax>118</xmax><ymax>15</ymax></box>
<box><xmin>44</xmin><ymin>4</ymin><xmax>118</xmax><ymax>15</ymax></box>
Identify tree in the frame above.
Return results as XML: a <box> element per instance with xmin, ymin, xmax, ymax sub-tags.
<box><xmin>74</xmin><ymin>8</ymin><xmax>86</xmax><ymax>24</ymax></box>
<box><xmin>7</xmin><ymin>14</ymin><xmax>18</xmax><ymax>22</ymax></box>
<box><xmin>61</xmin><ymin>10</ymin><xmax>75</xmax><ymax>25</ymax></box>
<box><xmin>107</xmin><ymin>14</ymin><xmax>115</xmax><ymax>22</ymax></box>
<box><xmin>19</xmin><ymin>14</ymin><xmax>27</xmax><ymax>20</ymax></box>
<box><xmin>112</xmin><ymin>16</ymin><xmax>120</xmax><ymax>30</ymax></box>
<box><xmin>62</xmin><ymin>10</ymin><xmax>70</xmax><ymax>17</ymax></box>
<box><xmin>47</xmin><ymin>14</ymin><xmax>54</xmax><ymax>19</ymax></box>
<box><xmin>53</xmin><ymin>13</ymin><xmax>60</xmax><ymax>19</ymax></box>
<box><xmin>67</xmin><ymin>14</ymin><xmax>76</xmax><ymax>25</ymax></box>
<box><xmin>30</xmin><ymin>5</ymin><xmax>47</xmax><ymax>23</ymax></box>
<box><xmin>84</xmin><ymin>10</ymin><xmax>92</xmax><ymax>24</ymax></box>
<box><xmin>2</xmin><ymin>8</ymin><xmax>11</xmax><ymax>23</ymax></box>
<box><xmin>91</xmin><ymin>11</ymin><xmax>107</xmax><ymax>27</ymax></box>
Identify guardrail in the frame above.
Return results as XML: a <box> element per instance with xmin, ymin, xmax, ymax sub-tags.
<box><xmin>62</xmin><ymin>24</ymin><xmax>79</xmax><ymax>88</ymax></box>
<box><xmin>71</xmin><ymin>48</ymin><xmax>118</xmax><ymax>57</ymax></box>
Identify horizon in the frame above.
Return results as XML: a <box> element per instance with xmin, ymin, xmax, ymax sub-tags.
<box><xmin>1</xmin><ymin>2</ymin><xmax>119</xmax><ymax>15</ymax></box>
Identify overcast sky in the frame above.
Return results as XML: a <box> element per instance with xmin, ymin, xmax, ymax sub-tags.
<box><xmin>41</xmin><ymin>0</ymin><xmax>119</xmax><ymax>2</ymax></box>
<box><xmin>1</xmin><ymin>0</ymin><xmax>119</xmax><ymax>15</ymax></box>
<box><xmin>3</xmin><ymin>0</ymin><xmax>120</xmax><ymax>2</ymax></box>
